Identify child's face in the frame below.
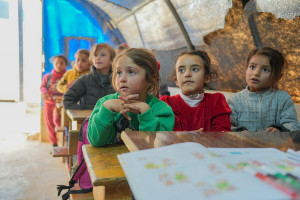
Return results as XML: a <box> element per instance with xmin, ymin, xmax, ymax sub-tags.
<box><xmin>53</xmin><ymin>57</ymin><xmax>67</xmax><ymax>73</ymax></box>
<box><xmin>93</xmin><ymin>48</ymin><xmax>112</xmax><ymax>74</ymax></box>
<box><xmin>75</xmin><ymin>53</ymin><xmax>90</xmax><ymax>73</ymax></box>
<box><xmin>246</xmin><ymin>54</ymin><xmax>272</xmax><ymax>92</ymax></box>
<box><xmin>175</xmin><ymin>54</ymin><xmax>207</xmax><ymax>96</ymax></box>
<box><xmin>115</xmin><ymin>55</ymin><xmax>150</xmax><ymax>101</ymax></box>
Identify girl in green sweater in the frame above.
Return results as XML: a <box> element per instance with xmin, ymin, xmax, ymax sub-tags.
<box><xmin>87</xmin><ymin>48</ymin><xmax>175</xmax><ymax>147</ymax></box>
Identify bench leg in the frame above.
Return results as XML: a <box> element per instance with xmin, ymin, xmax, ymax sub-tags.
<box><xmin>93</xmin><ymin>186</ymin><xmax>105</xmax><ymax>200</ymax></box>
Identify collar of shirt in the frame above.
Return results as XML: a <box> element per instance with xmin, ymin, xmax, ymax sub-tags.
<box><xmin>180</xmin><ymin>92</ymin><xmax>204</xmax><ymax>107</ymax></box>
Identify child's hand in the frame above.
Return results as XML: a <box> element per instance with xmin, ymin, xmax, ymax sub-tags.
<box><xmin>265</xmin><ymin>127</ymin><xmax>280</xmax><ymax>132</ymax></box>
<box><xmin>103</xmin><ymin>99</ymin><xmax>131</xmax><ymax>120</ymax></box>
<box><xmin>44</xmin><ymin>93</ymin><xmax>52</xmax><ymax>101</ymax></box>
<box><xmin>194</xmin><ymin>128</ymin><xmax>203</xmax><ymax>132</ymax></box>
<box><xmin>121</xmin><ymin>101</ymin><xmax>150</xmax><ymax>116</ymax></box>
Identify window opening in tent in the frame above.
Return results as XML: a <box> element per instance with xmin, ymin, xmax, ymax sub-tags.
<box><xmin>0</xmin><ymin>0</ymin><xmax>9</xmax><ymax>19</ymax></box>
<box><xmin>64</xmin><ymin>37</ymin><xmax>96</xmax><ymax>61</ymax></box>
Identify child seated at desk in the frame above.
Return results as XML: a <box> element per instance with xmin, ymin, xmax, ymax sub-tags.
<box><xmin>63</xmin><ymin>43</ymin><xmax>116</xmax><ymax>110</ymax></box>
<box><xmin>40</xmin><ymin>55</ymin><xmax>67</xmax><ymax>146</ymax></box>
<box><xmin>161</xmin><ymin>50</ymin><xmax>231</xmax><ymax>132</ymax></box>
<box><xmin>87</xmin><ymin>48</ymin><xmax>175</xmax><ymax>147</ymax></box>
<box><xmin>56</xmin><ymin>49</ymin><xmax>91</xmax><ymax>93</ymax></box>
<box><xmin>229</xmin><ymin>47</ymin><xmax>300</xmax><ymax>132</ymax></box>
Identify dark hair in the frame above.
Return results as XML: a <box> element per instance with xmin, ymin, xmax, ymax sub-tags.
<box><xmin>75</xmin><ymin>49</ymin><xmax>90</xmax><ymax>58</ymax></box>
<box><xmin>169</xmin><ymin>50</ymin><xmax>217</xmax><ymax>86</ymax></box>
<box><xmin>51</xmin><ymin>55</ymin><xmax>68</xmax><ymax>65</ymax></box>
<box><xmin>246</xmin><ymin>47</ymin><xmax>286</xmax><ymax>87</ymax></box>
<box><xmin>112</xmin><ymin>48</ymin><xmax>160</xmax><ymax>97</ymax></box>
<box><xmin>90</xmin><ymin>43</ymin><xmax>116</xmax><ymax>63</ymax></box>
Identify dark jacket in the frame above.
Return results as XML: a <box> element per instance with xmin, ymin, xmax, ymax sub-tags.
<box><xmin>63</xmin><ymin>66</ymin><xmax>115</xmax><ymax>110</ymax></box>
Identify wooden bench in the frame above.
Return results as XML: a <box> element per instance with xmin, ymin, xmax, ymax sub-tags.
<box><xmin>52</xmin><ymin>130</ymin><xmax>80</xmax><ymax>173</ymax></box>
<box><xmin>55</xmin><ymin>126</ymin><xmax>66</xmax><ymax>147</ymax></box>
<box><xmin>82</xmin><ymin>144</ymin><xmax>132</xmax><ymax>200</ymax></box>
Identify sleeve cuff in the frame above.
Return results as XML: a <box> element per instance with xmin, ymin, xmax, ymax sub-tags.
<box><xmin>94</xmin><ymin>104</ymin><xmax>117</xmax><ymax>125</ymax></box>
<box><xmin>232</xmin><ymin>126</ymin><xmax>248</xmax><ymax>132</ymax></box>
<box><xmin>268</xmin><ymin>123</ymin><xmax>290</xmax><ymax>132</ymax></box>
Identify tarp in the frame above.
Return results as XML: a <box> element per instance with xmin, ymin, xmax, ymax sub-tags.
<box><xmin>43</xmin><ymin>0</ymin><xmax>125</xmax><ymax>74</ymax></box>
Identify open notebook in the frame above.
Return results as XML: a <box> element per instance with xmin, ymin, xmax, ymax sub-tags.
<box><xmin>118</xmin><ymin>142</ymin><xmax>300</xmax><ymax>200</ymax></box>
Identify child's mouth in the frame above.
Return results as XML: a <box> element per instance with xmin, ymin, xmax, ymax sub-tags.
<box><xmin>120</xmin><ymin>87</ymin><xmax>129</xmax><ymax>90</ymax></box>
<box><xmin>251</xmin><ymin>78</ymin><xmax>259</xmax><ymax>83</ymax></box>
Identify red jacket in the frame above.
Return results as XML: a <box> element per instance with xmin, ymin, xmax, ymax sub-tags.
<box><xmin>161</xmin><ymin>93</ymin><xmax>232</xmax><ymax>132</ymax></box>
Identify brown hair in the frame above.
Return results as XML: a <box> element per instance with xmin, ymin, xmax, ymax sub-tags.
<box><xmin>52</xmin><ymin>55</ymin><xmax>68</xmax><ymax>65</ymax></box>
<box><xmin>246</xmin><ymin>47</ymin><xmax>286</xmax><ymax>87</ymax></box>
<box><xmin>75</xmin><ymin>49</ymin><xmax>90</xmax><ymax>58</ymax></box>
<box><xmin>112</xmin><ymin>48</ymin><xmax>160</xmax><ymax>97</ymax></box>
<box><xmin>169</xmin><ymin>50</ymin><xmax>217</xmax><ymax>86</ymax></box>
<box><xmin>89</xmin><ymin>43</ymin><xmax>116</xmax><ymax>63</ymax></box>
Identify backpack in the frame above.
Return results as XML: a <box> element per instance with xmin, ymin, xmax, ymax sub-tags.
<box><xmin>57</xmin><ymin>117</ymin><xmax>92</xmax><ymax>200</ymax></box>
<box><xmin>57</xmin><ymin>115</ymin><xmax>134</xmax><ymax>199</ymax></box>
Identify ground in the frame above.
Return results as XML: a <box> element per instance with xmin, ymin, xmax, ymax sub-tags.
<box><xmin>0</xmin><ymin>102</ymin><xmax>68</xmax><ymax>200</ymax></box>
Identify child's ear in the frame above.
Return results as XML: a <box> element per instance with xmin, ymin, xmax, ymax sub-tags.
<box><xmin>204</xmin><ymin>74</ymin><xmax>211</xmax><ymax>84</ymax></box>
<box><xmin>175</xmin><ymin>79</ymin><xmax>179</xmax><ymax>87</ymax></box>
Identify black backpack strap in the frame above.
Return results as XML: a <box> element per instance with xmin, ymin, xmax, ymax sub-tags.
<box><xmin>57</xmin><ymin>159</ymin><xmax>85</xmax><ymax>199</ymax></box>
<box><xmin>46</xmin><ymin>72</ymin><xmax>52</xmax><ymax>89</ymax></box>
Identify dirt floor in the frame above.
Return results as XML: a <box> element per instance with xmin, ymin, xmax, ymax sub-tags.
<box><xmin>0</xmin><ymin>102</ymin><xmax>69</xmax><ymax>200</ymax></box>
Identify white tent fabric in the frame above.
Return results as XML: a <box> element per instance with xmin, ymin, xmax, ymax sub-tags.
<box><xmin>87</xmin><ymin>0</ymin><xmax>300</xmax><ymax>50</ymax></box>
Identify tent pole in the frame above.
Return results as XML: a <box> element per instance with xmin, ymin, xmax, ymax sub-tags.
<box><xmin>164</xmin><ymin>0</ymin><xmax>194</xmax><ymax>50</ymax></box>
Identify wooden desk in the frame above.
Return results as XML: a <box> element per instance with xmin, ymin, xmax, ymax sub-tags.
<box><xmin>66</xmin><ymin>109</ymin><xmax>92</xmax><ymax>130</ymax></box>
<box><xmin>121</xmin><ymin>130</ymin><xmax>296</xmax><ymax>152</ymax></box>
<box><xmin>82</xmin><ymin>144</ymin><xmax>132</xmax><ymax>199</ymax></box>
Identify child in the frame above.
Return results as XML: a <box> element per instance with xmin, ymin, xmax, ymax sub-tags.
<box><xmin>63</xmin><ymin>43</ymin><xmax>116</xmax><ymax>110</ymax></box>
<box><xmin>229</xmin><ymin>47</ymin><xmax>300</xmax><ymax>132</ymax></box>
<box><xmin>115</xmin><ymin>43</ymin><xmax>129</xmax><ymax>55</ymax></box>
<box><xmin>40</xmin><ymin>55</ymin><xmax>67</xmax><ymax>146</ymax></box>
<box><xmin>161</xmin><ymin>50</ymin><xmax>231</xmax><ymax>132</ymax></box>
<box><xmin>56</xmin><ymin>49</ymin><xmax>91</xmax><ymax>93</ymax></box>
<box><xmin>87</xmin><ymin>48</ymin><xmax>175</xmax><ymax>147</ymax></box>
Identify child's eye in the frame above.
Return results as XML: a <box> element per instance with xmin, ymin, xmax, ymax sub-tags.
<box><xmin>178</xmin><ymin>68</ymin><xmax>185</xmax><ymax>73</ymax></box>
<box><xmin>263</xmin><ymin>68</ymin><xmax>270</xmax><ymax>73</ymax></box>
<box><xmin>101</xmin><ymin>53</ymin><xmax>106</xmax><ymax>57</ymax></box>
<box><xmin>249</xmin><ymin>65</ymin><xmax>256</xmax><ymax>70</ymax></box>
<box><xmin>128</xmin><ymin>70</ymin><xmax>136</xmax><ymax>75</ymax></box>
<box><xmin>117</xmin><ymin>71</ymin><xmax>122</xmax><ymax>76</ymax></box>
<box><xmin>192</xmin><ymin>67</ymin><xmax>199</xmax><ymax>72</ymax></box>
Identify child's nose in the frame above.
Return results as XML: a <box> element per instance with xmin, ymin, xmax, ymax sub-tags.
<box><xmin>120</xmin><ymin>74</ymin><xmax>127</xmax><ymax>82</ymax></box>
<box><xmin>253</xmin><ymin>69</ymin><xmax>261</xmax><ymax>76</ymax></box>
<box><xmin>185</xmin><ymin>69</ymin><xmax>192</xmax><ymax>77</ymax></box>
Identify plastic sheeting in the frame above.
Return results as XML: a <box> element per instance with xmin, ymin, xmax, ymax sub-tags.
<box><xmin>43</xmin><ymin>0</ymin><xmax>125</xmax><ymax>74</ymax></box>
<box><xmin>256</xmin><ymin>0</ymin><xmax>300</xmax><ymax>20</ymax></box>
<box><xmin>86</xmin><ymin>0</ymin><xmax>300</xmax><ymax>50</ymax></box>
<box><xmin>171</xmin><ymin>0</ymin><xmax>232</xmax><ymax>46</ymax></box>
<box><xmin>136</xmin><ymin>1</ymin><xmax>186</xmax><ymax>50</ymax></box>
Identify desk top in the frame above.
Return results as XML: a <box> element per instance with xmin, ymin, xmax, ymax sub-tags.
<box><xmin>82</xmin><ymin>144</ymin><xmax>129</xmax><ymax>186</ymax></box>
<box><xmin>66</xmin><ymin>109</ymin><xmax>92</xmax><ymax>121</ymax></box>
<box><xmin>121</xmin><ymin>130</ymin><xmax>296</xmax><ymax>152</ymax></box>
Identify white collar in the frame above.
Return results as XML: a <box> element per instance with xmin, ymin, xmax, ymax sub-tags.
<box><xmin>180</xmin><ymin>92</ymin><xmax>204</xmax><ymax>107</ymax></box>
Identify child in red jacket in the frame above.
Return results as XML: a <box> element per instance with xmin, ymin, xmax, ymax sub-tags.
<box><xmin>161</xmin><ymin>50</ymin><xmax>231</xmax><ymax>132</ymax></box>
<box><xmin>40</xmin><ymin>55</ymin><xmax>67</xmax><ymax>146</ymax></box>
